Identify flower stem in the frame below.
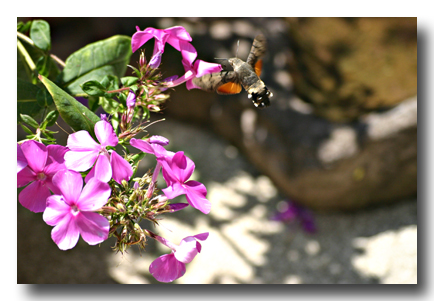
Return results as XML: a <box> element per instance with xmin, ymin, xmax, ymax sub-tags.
<box><xmin>17</xmin><ymin>39</ymin><xmax>37</xmax><ymax>74</ymax></box>
<box><xmin>107</xmin><ymin>87</ymin><xmax>131</xmax><ymax>94</ymax></box>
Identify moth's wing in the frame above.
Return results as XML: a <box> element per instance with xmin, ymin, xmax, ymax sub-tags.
<box><xmin>246</xmin><ymin>34</ymin><xmax>267</xmax><ymax>70</ymax></box>
<box><xmin>192</xmin><ymin>70</ymin><xmax>242</xmax><ymax>94</ymax></box>
<box><xmin>217</xmin><ymin>81</ymin><xmax>242</xmax><ymax>95</ymax></box>
<box><xmin>254</xmin><ymin>59</ymin><xmax>263</xmax><ymax>76</ymax></box>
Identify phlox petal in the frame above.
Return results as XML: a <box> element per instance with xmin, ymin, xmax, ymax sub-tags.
<box><xmin>17</xmin><ymin>143</ymin><xmax>28</xmax><ymax>173</ymax></box>
<box><xmin>94</xmin><ymin>120</ymin><xmax>118</xmax><ymax>147</ymax></box>
<box><xmin>149</xmin><ymin>253</ymin><xmax>186</xmax><ymax>283</ymax></box>
<box><xmin>19</xmin><ymin>180</ymin><xmax>51</xmax><ymax>213</ymax></box>
<box><xmin>46</xmin><ymin>144</ymin><xmax>68</xmax><ymax>165</ymax></box>
<box><xmin>179</xmin><ymin>41</ymin><xmax>197</xmax><ymax>66</ymax></box>
<box><xmin>44</xmin><ymin>145</ymin><xmax>68</xmax><ymax>176</ymax></box>
<box><xmin>175</xmin><ymin>236</ymin><xmax>200</xmax><ymax>264</ymax></box>
<box><xmin>193</xmin><ymin>60</ymin><xmax>223</xmax><ymax>78</ymax></box>
<box><xmin>165</xmin><ymin>26</ymin><xmax>192</xmax><ymax>42</ymax></box>
<box><xmin>185</xmin><ymin>181</ymin><xmax>211</xmax><ymax>214</ymax></box>
<box><xmin>52</xmin><ymin>170</ymin><xmax>83</xmax><ymax>205</ymax></box>
<box><xmin>110</xmin><ymin>151</ymin><xmax>133</xmax><ymax>184</ymax></box>
<box><xmin>76</xmin><ymin>211</ymin><xmax>109</xmax><ymax>245</ymax></box>
<box><xmin>165</xmin><ymin>27</ymin><xmax>192</xmax><ymax>52</ymax></box>
<box><xmin>65</xmin><ymin>150</ymin><xmax>98</xmax><ymax>172</ymax></box>
<box><xmin>50</xmin><ymin>213</ymin><xmax>80</xmax><ymax>250</ymax></box>
<box><xmin>43</xmin><ymin>195</ymin><xmax>71</xmax><ymax>226</ymax></box>
<box><xmin>162</xmin><ymin>182</ymin><xmax>186</xmax><ymax>200</ymax></box>
<box><xmin>20</xmin><ymin>140</ymin><xmax>47</xmax><ymax>173</ymax></box>
<box><xmin>170</xmin><ymin>152</ymin><xmax>195</xmax><ymax>183</ymax></box>
<box><xmin>85</xmin><ymin>153</ymin><xmax>112</xmax><ymax>183</ymax></box>
<box><xmin>17</xmin><ymin>167</ymin><xmax>36</xmax><ymax>187</ymax></box>
<box><xmin>67</xmin><ymin>130</ymin><xmax>100</xmax><ymax>151</ymax></box>
<box><xmin>77</xmin><ymin>178</ymin><xmax>111</xmax><ymax>211</ymax></box>
<box><xmin>193</xmin><ymin>232</ymin><xmax>209</xmax><ymax>241</ymax></box>
<box><xmin>130</xmin><ymin>138</ymin><xmax>155</xmax><ymax>154</ymax></box>
<box><xmin>131</xmin><ymin>27</ymin><xmax>162</xmax><ymax>53</ymax></box>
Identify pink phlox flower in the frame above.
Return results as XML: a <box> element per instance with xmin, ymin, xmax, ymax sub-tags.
<box><xmin>17</xmin><ymin>140</ymin><xmax>68</xmax><ymax>212</ymax></box>
<box><xmin>132</xmin><ymin>26</ymin><xmax>192</xmax><ymax>69</ymax></box>
<box><xmin>17</xmin><ymin>143</ymin><xmax>28</xmax><ymax>173</ymax></box>
<box><xmin>166</xmin><ymin>41</ymin><xmax>222</xmax><ymax>89</ymax></box>
<box><xmin>149</xmin><ymin>232</ymin><xmax>209</xmax><ymax>283</ymax></box>
<box><xmin>43</xmin><ymin>169</ymin><xmax>111</xmax><ymax>250</ymax></box>
<box><xmin>160</xmin><ymin>151</ymin><xmax>211</xmax><ymax>214</ymax></box>
<box><xmin>131</xmin><ymin>26</ymin><xmax>221</xmax><ymax>88</ymax></box>
<box><xmin>64</xmin><ymin>119</ymin><xmax>132</xmax><ymax>184</ymax></box>
<box><xmin>130</xmin><ymin>136</ymin><xmax>171</xmax><ymax>160</ymax></box>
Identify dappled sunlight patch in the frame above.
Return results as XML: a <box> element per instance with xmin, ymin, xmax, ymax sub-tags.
<box><xmin>351</xmin><ymin>225</ymin><xmax>417</xmax><ymax>284</ymax></box>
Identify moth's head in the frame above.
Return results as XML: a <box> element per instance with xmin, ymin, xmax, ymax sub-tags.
<box><xmin>228</xmin><ymin>58</ymin><xmax>243</xmax><ymax>68</ymax></box>
<box><xmin>248</xmin><ymin>87</ymin><xmax>273</xmax><ymax>108</ymax></box>
<box><xmin>214</xmin><ymin>58</ymin><xmax>232</xmax><ymax>71</ymax></box>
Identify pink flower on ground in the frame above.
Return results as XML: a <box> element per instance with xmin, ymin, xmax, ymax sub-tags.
<box><xmin>17</xmin><ymin>143</ymin><xmax>28</xmax><ymax>173</ymax></box>
<box><xmin>43</xmin><ymin>169</ymin><xmax>111</xmax><ymax>250</ymax></box>
<box><xmin>17</xmin><ymin>140</ymin><xmax>68</xmax><ymax>212</ymax></box>
<box><xmin>149</xmin><ymin>232</ymin><xmax>209</xmax><ymax>283</ymax></box>
<box><xmin>65</xmin><ymin>119</ymin><xmax>133</xmax><ymax>184</ymax></box>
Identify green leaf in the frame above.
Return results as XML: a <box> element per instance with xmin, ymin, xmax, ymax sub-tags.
<box><xmin>17</xmin><ymin>21</ymin><xmax>32</xmax><ymax>34</ymax></box>
<box><xmin>87</xmin><ymin>96</ymin><xmax>99</xmax><ymax>112</ymax></box>
<box><xmin>17</xmin><ymin>38</ymin><xmax>60</xmax><ymax>83</ymax></box>
<box><xmin>58</xmin><ymin>35</ymin><xmax>132</xmax><ymax>96</ymax></box>
<box><xmin>99</xmin><ymin>96</ymin><xmax>120</xmax><ymax>114</ymax></box>
<box><xmin>81</xmin><ymin>80</ymin><xmax>107</xmax><ymax>96</ymax></box>
<box><xmin>100</xmin><ymin>75</ymin><xmax>119</xmax><ymax>90</ymax></box>
<box><xmin>20</xmin><ymin>114</ymin><xmax>39</xmax><ymax>129</ymax></box>
<box><xmin>30</xmin><ymin>20</ymin><xmax>51</xmax><ymax>51</ymax></box>
<box><xmin>121</xmin><ymin>76</ymin><xmax>139</xmax><ymax>87</ymax></box>
<box><xmin>20</xmin><ymin>123</ymin><xmax>34</xmax><ymax>135</ymax></box>
<box><xmin>39</xmin><ymin>75</ymin><xmax>100</xmax><ymax>135</ymax></box>
<box><xmin>17</xmin><ymin>78</ymin><xmax>45</xmax><ymax>122</ymax></box>
<box><xmin>36</xmin><ymin>87</ymin><xmax>54</xmax><ymax>108</ymax></box>
<box><xmin>42</xmin><ymin>110</ymin><xmax>59</xmax><ymax>128</ymax></box>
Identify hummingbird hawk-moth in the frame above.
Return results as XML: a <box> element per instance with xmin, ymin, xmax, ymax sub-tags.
<box><xmin>192</xmin><ymin>34</ymin><xmax>273</xmax><ymax>108</ymax></box>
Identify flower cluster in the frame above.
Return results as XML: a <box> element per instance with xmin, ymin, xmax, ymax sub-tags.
<box><xmin>17</xmin><ymin>25</ymin><xmax>218</xmax><ymax>283</ymax></box>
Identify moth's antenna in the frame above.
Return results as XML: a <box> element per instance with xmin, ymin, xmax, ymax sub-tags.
<box><xmin>236</xmin><ymin>40</ymin><xmax>240</xmax><ymax>58</ymax></box>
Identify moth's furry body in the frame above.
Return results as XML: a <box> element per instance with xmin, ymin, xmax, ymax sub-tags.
<box><xmin>192</xmin><ymin>34</ymin><xmax>273</xmax><ymax>108</ymax></box>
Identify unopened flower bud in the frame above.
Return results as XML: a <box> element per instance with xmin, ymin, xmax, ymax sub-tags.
<box><xmin>126</xmin><ymin>91</ymin><xmax>136</xmax><ymax>108</ymax></box>
<box><xmin>139</xmin><ymin>51</ymin><xmax>147</xmax><ymax>68</ymax></box>
<box><xmin>149</xmin><ymin>51</ymin><xmax>162</xmax><ymax>69</ymax></box>
<box><xmin>167</xmin><ymin>203</ymin><xmax>189</xmax><ymax>213</ymax></box>
<box><xmin>116</xmin><ymin>203</ymin><xmax>126</xmax><ymax>212</ymax></box>
<box><xmin>147</xmin><ymin>135</ymin><xmax>169</xmax><ymax>146</ymax></box>
<box><xmin>151</xmin><ymin>195</ymin><xmax>168</xmax><ymax>208</ymax></box>
<box><xmin>133</xmin><ymin>182</ymin><xmax>140</xmax><ymax>190</ymax></box>
<box><xmin>101</xmin><ymin>206</ymin><xmax>118</xmax><ymax>214</ymax></box>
